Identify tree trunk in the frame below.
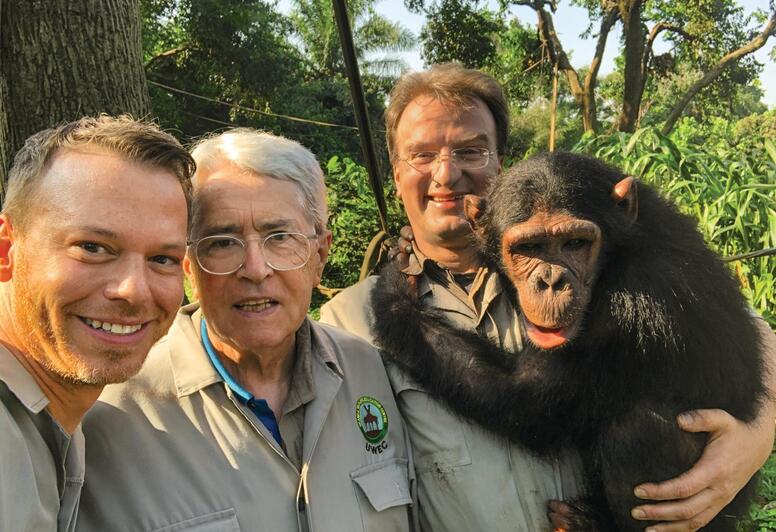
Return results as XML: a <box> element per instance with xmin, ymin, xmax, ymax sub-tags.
<box><xmin>529</xmin><ymin>2</ymin><xmax>596</xmax><ymax>132</ymax></box>
<box><xmin>616</xmin><ymin>0</ymin><xmax>645</xmax><ymax>132</ymax></box>
<box><xmin>661</xmin><ymin>11</ymin><xmax>776</xmax><ymax>135</ymax></box>
<box><xmin>0</xmin><ymin>0</ymin><xmax>150</xmax><ymax>182</ymax></box>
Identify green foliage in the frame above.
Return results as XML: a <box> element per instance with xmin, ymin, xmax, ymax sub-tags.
<box><xmin>484</xmin><ymin>17</ymin><xmax>551</xmax><ymax>108</ymax></box>
<box><xmin>322</xmin><ymin>155</ymin><xmax>407</xmax><ymax>291</ymax></box>
<box><xmin>642</xmin><ymin>0</ymin><xmax>767</xmax><ymax>122</ymax></box>
<box><xmin>420</xmin><ymin>0</ymin><xmax>504</xmax><ymax>68</ymax></box>
<box><xmin>507</xmin><ymin>98</ymin><xmax>584</xmax><ymax>160</ymax></box>
<box><xmin>142</xmin><ymin>0</ymin><xmax>302</xmax><ymax>135</ymax></box>
<box><xmin>574</xmin><ymin>124</ymin><xmax>775</xmax><ymax>327</ymax></box>
<box><xmin>141</xmin><ymin>0</ymin><xmax>394</xmax><ymax>165</ymax></box>
<box><xmin>739</xmin><ymin>445</ymin><xmax>776</xmax><ymax>531</ymax></box>
<box><xmin>290</xmin><ymin>0</ymin><xmax>415</xmax><ymax>78</ymax></box>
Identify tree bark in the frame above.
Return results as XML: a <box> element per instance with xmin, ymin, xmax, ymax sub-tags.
<box><xmin>661</xmin><ymin>10</ymin><xmax>776</xmax><ymax>135</ymax></box>
<box><xmin>0</xmin><ymin>0</ymin><xmax>150</xmax><ymax>182</ymax></box>
<box><xmin>616</xmin><ymin>0</ymin><xmax>645</xmax><ymax>132</ymax></box>
<box><xmin>520</xmin><ymin>0</ymin><xmax>617</xmax><ymax>133</ymax></box>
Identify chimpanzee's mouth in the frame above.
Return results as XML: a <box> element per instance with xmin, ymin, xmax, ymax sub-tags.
<box><xmin>521</xmin><ymin>316</ymin><xmax>580</xmax><ymax>350</ymax></box>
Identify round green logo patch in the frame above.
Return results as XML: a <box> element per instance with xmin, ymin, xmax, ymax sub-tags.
<box><xmin>355</xmin><ymin>396</ymin><xmax>389</xmax><ymax>445</ymax></box>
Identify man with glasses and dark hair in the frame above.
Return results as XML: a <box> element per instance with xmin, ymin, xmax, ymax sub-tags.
<box><xmin>79</xmin><ymin>129</ymin><xmax>416</xmax><ymax>532</ymax></box>
<box><xmin>320</xmin><ymin>63</ymin><xmax>776</xmax><ymax>531</ymax></box>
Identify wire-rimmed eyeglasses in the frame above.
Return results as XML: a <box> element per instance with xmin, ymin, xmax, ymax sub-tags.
<box><xmin>188</xmin><ymin>232</ymin><xmax>319</xmax><ymax>275</ymax></box>
<box><xmin>400</xmin><ymin>147</ymin><xmax>495</xmax><ymax>174</ymax></box>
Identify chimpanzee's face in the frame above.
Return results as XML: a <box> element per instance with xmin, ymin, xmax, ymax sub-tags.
<box><xmin>465</xmin><ymin>167</ymin><xmax>637</xmax><ymax>351</ymax></box>
<box><xmin>499</xmin><ymin>211</ymin><xmax>603</xmax><ymax>349</ymax></box>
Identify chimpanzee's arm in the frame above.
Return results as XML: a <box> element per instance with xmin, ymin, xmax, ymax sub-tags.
<box><xmin>630</xmin><ymin>316</ymin><xmax>776</xmax><ymax>530</ymax></box>
<box><xmin>371</xmin><ymin>263</ymin><xmax>574</xmax><ymax>454</ymax></box>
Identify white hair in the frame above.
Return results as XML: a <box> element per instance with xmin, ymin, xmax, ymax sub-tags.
<box><xmin>190</xmin><ymin>128</ymin><xmax>327</xmax><ymax>232</ymax></box>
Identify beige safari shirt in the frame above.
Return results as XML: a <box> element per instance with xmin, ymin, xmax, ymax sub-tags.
<box><xmin>0</xmin><ymin>344</ymin><xmax>84</xmax><ymax>532</ymax></box>
<box><xmin>79</xmin><ymin>304</ymin><xmax>414</xmax><ymax>532</ymax></box>
<box><xmin>320</xmin><ymin>250</ymin><xmax>584</xmax><ymax>532</ymax></box>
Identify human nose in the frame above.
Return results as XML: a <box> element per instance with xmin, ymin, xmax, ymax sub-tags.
<box><xmin>430</xmin><ymin>152</ymin><xmax>461</xmax><ymax>187</ymax></box>
<box><xmin>236</xmin><ymin>238</ymin><xmax>274</xmax><ymax>282</ymax></box>
<box><xmin>104</xmin><ymin>257</ymin><xmax>153</xmax><ymax>304</ymax></box>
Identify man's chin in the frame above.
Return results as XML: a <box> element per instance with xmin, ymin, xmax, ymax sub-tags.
<box><xmin>59</xmin><ymin>349</ymin><xmax>148</xmax><ymax>386</ymax></box>
<box><xmin>429</xmin><ymin>219</ymin><xmax>474</xmax><ymax>242</ymax></box>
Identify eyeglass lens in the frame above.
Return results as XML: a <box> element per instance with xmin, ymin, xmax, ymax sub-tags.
<box><xmin>407</xmin><ymin>148</ymin><xmax>490</xmax><ymax>173</ymax></box>
<box><xmin>195</xmin><ymin>233</ymin><xmax>312</xmax><ymax>274</ymax></box>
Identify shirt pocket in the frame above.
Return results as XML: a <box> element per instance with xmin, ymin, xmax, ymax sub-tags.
<box><xmin>350</xmin><ymin>458</ymin><xmax>413</xmax><ymax>531</ymax></box>
<box><xmin>393</xmin><ymin>384</ymin><xmax>472</xmax><ymax>474</ymax></box>
<box><xmin>151</xmin><ymin>509</ymin><xmax>241</xmax><ymax>532</ymax></box>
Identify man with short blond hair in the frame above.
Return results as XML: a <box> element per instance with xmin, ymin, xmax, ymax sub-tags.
<box><xmin>0</xmin><ymin>115</ymin><xmax>192</xmax><ymax>531</ymax></box>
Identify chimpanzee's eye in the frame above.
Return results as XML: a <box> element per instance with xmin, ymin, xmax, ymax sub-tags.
<box><xmin>512</xmin><ymin>243</ymin><xmax>542</xmax><ymax>254</ymax></box>
<box><xmin>564</xmin><ymin>239</ymin><xmax>587</xmax><ymax>250</ymax></box>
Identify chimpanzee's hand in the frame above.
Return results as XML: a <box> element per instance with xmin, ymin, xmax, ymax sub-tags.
<box><xmin>632</xmin><ymin>318</ymin><xmax>776</xmax><ymax>531</ymax></box>
<box><xmin>386</xmin><ymin>225</ymin><xmax>415</xmax><ymax>270</ymax></box>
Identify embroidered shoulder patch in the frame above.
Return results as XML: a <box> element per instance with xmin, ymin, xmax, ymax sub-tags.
<box><xmin>355</xmin><ymin>396</ymin><xmax>389</xmax><ymax>445</ymax></box>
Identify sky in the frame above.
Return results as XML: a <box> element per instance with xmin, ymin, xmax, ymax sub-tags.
<box><xmin>371</xmin><ymin>0</ymin><xmax>776</xmax><ymax>108</ymax></box>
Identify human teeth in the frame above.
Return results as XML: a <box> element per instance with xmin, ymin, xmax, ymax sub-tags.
<box><xmin>237</xmin><ymin>299</ymin><xmax>273</xmax><ymax>312</ymax></box>
<box><xmin>84</xmin><ymin>318</ymin><xmax>142</xmax><ymax>335</ymax></box>
<box><xmin>430</xmin><ymin>195</ymin><xmax>463</xmax><ymax>202</ymax></box>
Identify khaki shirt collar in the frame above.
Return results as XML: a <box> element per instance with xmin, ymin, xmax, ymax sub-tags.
<box><xmin>283</xmin><ymin>320</ymin><xmax>315</xmax><ymax>414</ymax></box>
<box><xmin>404</xmin><ymin>243</ymin><xmax>506</xmax><ymax>325</ymax></box>
<box><xmin>168</xmin><ymin>303</ymin><xmax>226</xmax><ymax>398</ymax></box>
<box><xmin>0</xmin><ymin>342</ymin><xmax>49</xmax><ymax>414</ymax></box>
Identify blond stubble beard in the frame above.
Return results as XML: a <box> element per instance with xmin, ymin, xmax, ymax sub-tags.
<box><xmin>11</xmin><ymin>254</ymin><xmax>153</xmax><ymax>386</ymax></box>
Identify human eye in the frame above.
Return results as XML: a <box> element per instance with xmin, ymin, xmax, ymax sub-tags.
<box><xmin>79</xmin><ymin>242</ymin><xmax>108</xmax><ymax>254</ymax></box>
<box><xmin>204</xmin><ymin>237</ymin><xmax>238</xmax><ymax>252</ymax></box>
<box><xmin>454</xmin><ymin>147</ymin><xmax>486</xmax><ymax>161</ymax></box>
<box><xmin>410</xmin><ymin>151</ymin><xmax>437</xmax><ymax>164</ymax></box>
<box><xmin>266</xmin><ymin>232</ymin><xmax>291</xmax><ymax>243</ymax></box>
<box><xmin>149</xmin><ymin>255</ymin><xmax>182</xmax><ymax>267</ymax></box>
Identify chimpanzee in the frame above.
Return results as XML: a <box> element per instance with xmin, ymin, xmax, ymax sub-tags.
<box><xmin>371</xmin><ymin>152</ymin><xmax>768</xmax><ymax>531</ymax></box>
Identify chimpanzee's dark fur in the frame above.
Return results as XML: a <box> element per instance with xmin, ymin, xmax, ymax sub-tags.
<box><xmin>371</xmin><ymin>152</ymin><xmax>767</xmax><ymax>531</ymax></box>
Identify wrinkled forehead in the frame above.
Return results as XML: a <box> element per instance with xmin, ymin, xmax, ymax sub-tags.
<box><xmin>191</xmin><ymin>169</ymin><xmax>309</xmax><ymax>236</ymax></box>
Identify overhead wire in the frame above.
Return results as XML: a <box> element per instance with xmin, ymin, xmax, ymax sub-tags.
<box><xmin>148</xmin><ymin>79</ymin><xmax>362</xmax><ymax>131</ymax></box>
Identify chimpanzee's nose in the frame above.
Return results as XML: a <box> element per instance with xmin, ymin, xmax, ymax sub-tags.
<box><xmin>535</xmin><ymin>265</ymin><xmax>568</xmax><ymax>292</ymax></box>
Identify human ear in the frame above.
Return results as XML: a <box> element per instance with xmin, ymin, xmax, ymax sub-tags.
<box><xmin>313</xmin><ymin>230</ymin><xmax>332</xmax><ymax>283</ymax></box>
<box><xmin>0</xmin><ymin>217</ymin><xmax>16</xmax><ymax>283</ymax></box>
<box><xmin>393</xmin><ymin>164</ymin><xmax>403</xmax><ymax>200</ymax></box>
<box><xmin>183</xmin><ymin>254</ymin><xmax>199</xmax><ymax>301</ymax></box>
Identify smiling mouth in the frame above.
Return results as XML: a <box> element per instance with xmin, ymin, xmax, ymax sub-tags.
<box><xmin>428</xmin><ymin>194</ymin><xmax>465</xmax><ymax>203</ymax></box>
<box><xmin>82</xmin><ymin>317</ymin><xmax>144</xmax><ymax>335</ymax></box>
<box><xmin>234</xmin><ymin>299</ymin><xmax>277</xmax><ymax>312</ymax></box>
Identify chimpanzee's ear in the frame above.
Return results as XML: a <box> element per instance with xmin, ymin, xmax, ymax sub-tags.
<box><xmin>463</xmin><ymin>194</ymin><xmax>485</xmax><ymax>228</ymax></box>
<box><xmin>611</xmin><ymin>176</ymin><xmax>638</xmax><ymax>224</ymax></box>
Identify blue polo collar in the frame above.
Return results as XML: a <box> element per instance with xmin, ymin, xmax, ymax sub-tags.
<box><xmin>199</xmin><ymin>318</ymin><xmax>283</xmax><ymax>445</ymax></box>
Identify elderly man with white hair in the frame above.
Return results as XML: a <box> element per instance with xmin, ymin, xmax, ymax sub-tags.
<box><xmin>78</xmin><ymin>129</ymin><xmax>415</xmax><ymax>532</ymax></box>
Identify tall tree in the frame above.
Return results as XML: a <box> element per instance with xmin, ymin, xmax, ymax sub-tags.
<box><xmin>420</xmin><ymin>0</ymin><xmax>504</xmax><ymax>68</ymax></box>
<box><xmin>291</xmin><ymin>0</ymin><xmax>415</xmax><ymax>78</ymax></box>
<box><xmin>0</xmin><ymin>0</ymin><xmax>149</xmax><ymax>181</ymax></box>
<box><xmin>510</xmin><ymin>0</ymin><xmax>774</xmax><ymax>134</ymax></box>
